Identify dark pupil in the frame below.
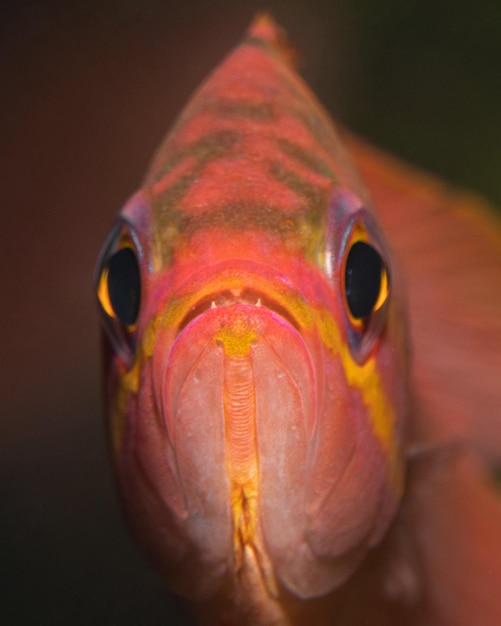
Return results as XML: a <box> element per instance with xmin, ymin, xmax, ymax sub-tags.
<box><xmin>107</xmin><ymin>247</ymin><xmax>141</xmax><ymax>326</ymax></box>
<box><xmin>345</xmin><ymin>241</ymin><xmax>382</xmax><ymax>319</ymax></box>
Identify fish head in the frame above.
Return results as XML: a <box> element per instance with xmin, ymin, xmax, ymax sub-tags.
<box><xmin>95</xmin><ymin>14</ymin><xmax>410</xmax><ymax>617</ymax></box>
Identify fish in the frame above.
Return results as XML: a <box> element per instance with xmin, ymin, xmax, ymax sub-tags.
<box><xmin>95</xmin><ymin>14</ymin><xmax>501</xmax><ymax>626</ymax></box>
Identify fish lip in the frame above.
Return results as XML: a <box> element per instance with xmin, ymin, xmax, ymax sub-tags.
<box><xmin>169</xmin><ymin>260</ymin><xmax>311</xmax><ymax>337</ymax></box>
<box><xmin>177</xmin><ymin>287</ymin><xmax>301</xmax><ymax>335</ymax></box>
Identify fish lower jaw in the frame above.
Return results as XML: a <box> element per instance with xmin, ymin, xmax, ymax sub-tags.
<box><xmin>155</xmin><ymin>297</ymin><xmax>319</xmax><ymax>616</ymax></box>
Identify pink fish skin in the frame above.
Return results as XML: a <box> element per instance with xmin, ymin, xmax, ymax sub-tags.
<box><xmin>95</xmin><ymin>14</ymin><xmax>409</xmax><ymax>623</ymax></box>
<box><xmin>96</xmin><ymin>14</ymin><xmax>501</xmax><ymax>626</ymax></box>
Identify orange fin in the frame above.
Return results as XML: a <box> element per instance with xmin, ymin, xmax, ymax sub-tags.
<box><xmin>393</xmin><ymin>446</ymin><xmax>501</xmax><ymax>625</ymax></box>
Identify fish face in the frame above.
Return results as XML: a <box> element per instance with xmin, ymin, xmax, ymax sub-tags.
<box><xmin>95</xmin><ymin>14</ymin><xmax>409</xmax><ymax>619</ymax></box>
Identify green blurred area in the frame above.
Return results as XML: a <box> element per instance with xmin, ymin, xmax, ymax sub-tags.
<box><xmin>328</xmin><ymin>0</ymin><xmax>501</xmax><ymax>209</ymax></box>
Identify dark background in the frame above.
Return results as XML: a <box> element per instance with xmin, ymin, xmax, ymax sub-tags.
<box><xmin>1</xmin><ymin>1</ymin><xmax>500</xmax><ymax>624</ymax></box>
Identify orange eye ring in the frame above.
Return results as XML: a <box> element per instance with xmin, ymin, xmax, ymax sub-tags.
<box><xmin>97</xmin><ymin>265</ymin><xmax>114</xmax><ymax>318</ymax></box>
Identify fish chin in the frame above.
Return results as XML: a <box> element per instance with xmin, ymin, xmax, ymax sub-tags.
<box><xmin>151</xmin><ymin>301</ymin><xmax>315</xmax><ymax>598</ymax></box>
<box><xmin>127</xmin><ymin>286</ymin><xmax>392</xmax><ymax>608</ymax></box>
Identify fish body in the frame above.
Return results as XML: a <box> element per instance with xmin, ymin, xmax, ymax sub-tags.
<box><xmin>95</xmin><ymin>15</ymin><xmax>501</xmax><ymax>626</ymax></box>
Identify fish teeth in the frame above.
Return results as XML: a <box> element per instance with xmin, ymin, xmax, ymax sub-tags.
<box><xmin>211</xmin><ymin>301</ymin><xmax>217</xmax><ymax>309</ymax></box>
<box><xmin>256</xmin><ymin>298</ymin><xmax>262</xmax><ymax>307</ymax></box>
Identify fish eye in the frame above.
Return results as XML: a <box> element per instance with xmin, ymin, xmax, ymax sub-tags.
<box><xmin>98</xmin><ymin>247</ymin><xmax>141</xmax><ymax>327</ymax></box>
<box><xmin>345</xmin><ymin>241</ymin><xmax>388</xmax><ymax>320</ymax></box>
<box><xmin>95</xmin><ymin>221</ymin><xmax>143</xmax><ymax>366</ymax></box>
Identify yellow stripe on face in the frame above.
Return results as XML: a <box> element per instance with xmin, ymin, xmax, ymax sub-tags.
<box><xmin>112</xmin><ymin>359</ymin><xmax>141</xmax><ymax>454</ymax></box>
<box><xmin>315</xmin><ymin>308</ymin><xmax>401</xmax><ymax>488</ymax></box>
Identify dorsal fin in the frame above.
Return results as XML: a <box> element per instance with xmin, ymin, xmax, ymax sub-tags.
<box><xmin>247</xmin><ymin>13</ymin><xmax>297</xmax><ymax>67</ymax></box>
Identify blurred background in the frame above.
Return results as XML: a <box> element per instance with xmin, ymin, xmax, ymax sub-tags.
<box><xmin>1</xmin><ymin>1</ymin><xmax>500</xmax><ymax>623</ymax></box>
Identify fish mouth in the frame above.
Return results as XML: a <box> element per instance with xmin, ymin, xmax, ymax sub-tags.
<box><xmin>177</xmin><ymin>286</ymin><xmax>303</xmax><ymax>337</ymax></box>
<box><xmin>154</xmin><ymin>270</ymin><xmax>318</xmax><ymax>601</ymax></box>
